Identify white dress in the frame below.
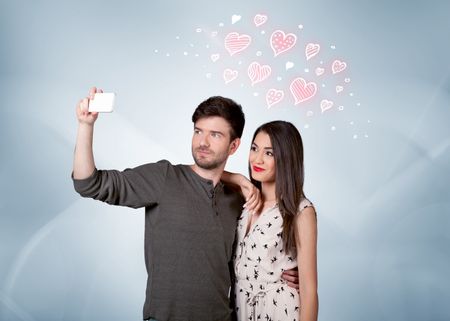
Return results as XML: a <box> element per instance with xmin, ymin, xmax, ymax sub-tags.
<box><xmin>233</xmin><ymin>198</ymin><xmax>314</xmax><ymax>321</ymax></box>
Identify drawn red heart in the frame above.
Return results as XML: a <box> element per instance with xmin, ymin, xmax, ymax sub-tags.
<box><xmin>315</xmin><ymin>67</ymin><xmax>325</xmax><ymax>76</ymax></box>
<box><xmin>320</xmin><ymin>99</ymin><xmax>334</xmax><ymax>113</ymax></box>
<box><xmin>290</xmin><ymin>78</ymin><xmax>317</xmax><ymax>104</ymax></box>
<box><xmin>332</xmin><ymin>60</ymin><xmax>347</xmax><ymax>74</ymax></box>
<box><xmin>254</xmin><ymin>14</ymin><xmax>268</xmax><ymax>27</ymax></box>
<box><xmin>266</xmin><ymin>89</ymin><xmax>284</xmax><ymax>108</ymax></box>
<box><xmin>248</xmin><ymin>62</ymin><xmax>272</xmax><ymax>86</ymax></box>
<box><xmin>270</xmin><ymin>30</ymin><xmax>297</xmax><ymax>57</ymax></box>
<box><xmin>223</xmin><ymin>69</ymin><xmax>238</xmax><ymax>84</ymax></box>
<box><xmin>225</xmin><ymin>32</ymin><xmax>252</xmax><ymax>56</ymax></box>
<box><xmin>305</xmin><ymin>43</ymin><xmax>320</xmax><ymax>60</ymax></box>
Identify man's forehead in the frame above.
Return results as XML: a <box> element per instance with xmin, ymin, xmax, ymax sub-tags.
<box><xmin>194</xmin><ymin>116</ymin><xmax>232</xmax><ymax>132</ymax></box>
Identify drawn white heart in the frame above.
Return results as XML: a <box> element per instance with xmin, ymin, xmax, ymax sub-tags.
<box><xmin>320</xmin><ymin>99</ymin><xmax>334</xmax><ymax>113</ymax></box>
<box><xmin>232</xmin><ymin>14</ymin><xmax>242</xmax><ymax>24</ymax></box>
<box><xmin>285</xmin><ymin>61</ymin><xmax>294</xmax><ymax>70</ymax></box>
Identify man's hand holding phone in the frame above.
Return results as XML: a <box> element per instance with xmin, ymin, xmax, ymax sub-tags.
<box><xmin>77</xmin><ymin>87</ymin><xmax>102</xmax><ymax>126</ymax></box>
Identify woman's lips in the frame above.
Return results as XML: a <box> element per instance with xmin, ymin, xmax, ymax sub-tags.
<box><xmin>252</xmin><ymin>165</ymin><xmax>264</xmax><ymax>172</ymax></box>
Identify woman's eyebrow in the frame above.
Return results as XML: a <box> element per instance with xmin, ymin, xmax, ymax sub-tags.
<box><xmin>252</xmin><ymin>142</ymin><xmax>272</xmax><ymax>149</ymax></box>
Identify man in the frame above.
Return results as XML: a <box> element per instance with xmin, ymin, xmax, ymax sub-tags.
<box><xmin>72</xmin><ymin>87</ymin><xmax>296</xmax><ymax>321</ymax></box>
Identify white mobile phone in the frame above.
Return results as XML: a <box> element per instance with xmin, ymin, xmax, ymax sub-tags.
<box><xmin>88</xmin><ymin>93</ymin><xmax>115</xmax><ymax>112</ymax></box>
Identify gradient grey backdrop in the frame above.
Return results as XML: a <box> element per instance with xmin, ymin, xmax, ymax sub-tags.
<box><xmin>1</xmin><ymin>0</ymin><xmax>449</xmax><ymax>320</ymax></box>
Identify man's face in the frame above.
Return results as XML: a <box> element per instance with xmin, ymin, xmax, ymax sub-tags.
<box><xmin>191</xmin><ymin>116</ymin><xmax>239</xmax><ymax>170</ymax></box>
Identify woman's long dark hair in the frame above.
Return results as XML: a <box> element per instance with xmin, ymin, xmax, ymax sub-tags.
<box><xmin>249</xmin><ymin>121</ymin><xmax>305</xmax><ymax>254</ymax></box>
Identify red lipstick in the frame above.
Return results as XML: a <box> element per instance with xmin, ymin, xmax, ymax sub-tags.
<box><xmin>252</xmin><ymin>165</ymin><xmax>264</xmax><ymax>172</ymax></box>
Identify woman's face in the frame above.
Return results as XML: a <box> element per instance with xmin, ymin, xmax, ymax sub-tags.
<box><xmin>249</xmin><ymin>131</ymin><xmax>276</xmax><ymax>183</ymax></box>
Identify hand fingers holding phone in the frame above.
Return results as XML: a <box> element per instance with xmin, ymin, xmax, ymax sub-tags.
<box><xmin>88</xmin><ymin>87</ymin><xmax>103</xmax><ymax>100</ymax></box>
<box><xmin>76</xmin><ymin>97</ymin><xmax>98</xmax><ymax>125</ymax></box>
<box><xmin>76</xmin><ymin>86</ymin><xmax>114</xmax><ymax>125</ymax></box>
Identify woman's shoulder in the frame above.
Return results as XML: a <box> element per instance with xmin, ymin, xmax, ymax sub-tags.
<box><xmin>298</xmin><ymin>197</ymin><xmax>315</xmax><ymax>214</ymax></box>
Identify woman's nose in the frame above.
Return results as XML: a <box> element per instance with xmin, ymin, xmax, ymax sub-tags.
<box><xmin>253</xmin><ymin>151</ymin><xmax>264</xmax><ymax>164</ymax></box>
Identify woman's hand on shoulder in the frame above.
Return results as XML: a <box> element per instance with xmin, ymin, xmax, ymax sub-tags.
<box><xmin>221</xmin><ymin>171</ymin><xmax>262</xmax><ymax>214</ymax></box>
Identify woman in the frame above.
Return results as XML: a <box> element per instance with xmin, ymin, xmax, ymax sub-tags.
<box><xmin>229</xmin><ymin>121</ymin><xmax>318</xmax><ymax>321</ymax></box>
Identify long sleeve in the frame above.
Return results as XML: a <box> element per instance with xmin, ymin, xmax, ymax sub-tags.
<box><xmin>72</xmin><ymin>159</ymin><xmax>169</xmax><ymax>209</ymax></box>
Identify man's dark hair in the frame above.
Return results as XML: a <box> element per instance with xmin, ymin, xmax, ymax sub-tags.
<box><xmin>192</xmin><ymin>96</ymin><xmax>245</xmax><ymax>141</ymax></box>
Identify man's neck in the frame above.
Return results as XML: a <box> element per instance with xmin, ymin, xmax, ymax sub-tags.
<box><xmin>190</xmin><ymin>164</ymin><xmax>225</xmax><ymax>186</ymax></box>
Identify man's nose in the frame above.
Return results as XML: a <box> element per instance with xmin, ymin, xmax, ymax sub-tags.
<box><xmin>200</xmin><ymin>135</ymin><xmax>210</xmax><ymax>147</ymax></box>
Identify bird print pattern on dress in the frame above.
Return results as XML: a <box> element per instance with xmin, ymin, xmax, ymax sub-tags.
<box><xmin>233</xmin><ymin>198</ymin><xmax>314</xmax><ymax>321</ymax></box>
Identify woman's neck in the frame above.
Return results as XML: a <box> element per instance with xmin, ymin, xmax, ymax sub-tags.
<box><xmin>261</xmin><ymin>181</ymin><xmax>277</xmax><ymax>203</ymax></box>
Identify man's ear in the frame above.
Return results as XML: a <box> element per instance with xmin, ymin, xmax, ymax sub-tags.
<box><xmin>228</xmin><ymin>138</ymin><xmax>241</xmax><ymax>155</ymax></box>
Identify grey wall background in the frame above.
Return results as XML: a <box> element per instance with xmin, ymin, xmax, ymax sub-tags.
<box><xmin>1</xmin><ymin>0</ymin><xmax>449</xmax><ymax>320</ymax></box>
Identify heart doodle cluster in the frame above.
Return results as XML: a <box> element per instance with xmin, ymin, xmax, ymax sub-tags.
<box><xmin>211</xmin><ymin>14</ymin><xmax>349</xmax><ymax>111</ymax></box>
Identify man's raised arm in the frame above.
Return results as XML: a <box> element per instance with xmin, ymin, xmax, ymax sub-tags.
<box><xmin>73</xmin><ymin>87</ymin><xmax>101</xmax><ymax>179</ymax></box>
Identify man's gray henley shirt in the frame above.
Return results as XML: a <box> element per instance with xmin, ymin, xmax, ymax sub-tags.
<box><xmin>72</xmin><ymin>160</ymin><xmax>244</xmax><ymax>321</ymax></box>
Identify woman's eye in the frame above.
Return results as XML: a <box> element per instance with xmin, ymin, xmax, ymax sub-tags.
<box><xmin>266</xmin><ymin>151</ymin><xmax>274</xmax><ymax>156</ymax></box>
<box><xmin>250</xmin><ymin>146</ymin><xmax>257</xmax><ymax>151</ymax></box>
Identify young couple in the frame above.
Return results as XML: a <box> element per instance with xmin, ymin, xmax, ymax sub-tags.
<box><xmin>72</xmin><ymin>87</ymin><xmax>318</xmax><ymax>321</ymax></box>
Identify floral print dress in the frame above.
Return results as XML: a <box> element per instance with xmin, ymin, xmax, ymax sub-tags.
<box><xmin>233</xmin><ymin>198</ymin><xmax>314</xmax><ymax>321</ymax></box>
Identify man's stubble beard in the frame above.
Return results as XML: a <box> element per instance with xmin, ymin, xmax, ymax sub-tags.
<box><xmin>192</xmin><ymin>147</ymin><xmax>228</xmax><ymax>170</ymax></box>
